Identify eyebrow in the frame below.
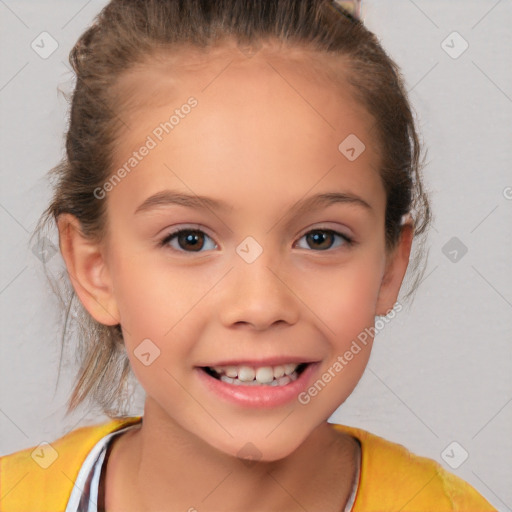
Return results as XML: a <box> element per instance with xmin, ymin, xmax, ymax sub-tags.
<box><xmin>133</xmin><ymin>189</ymin><xmax>372</xmax><ymax>216</ymax></box>
<box><xmin>134</xmin><ymin>190</ymin><xmax>233</xmax><ymax>215</ymax></box>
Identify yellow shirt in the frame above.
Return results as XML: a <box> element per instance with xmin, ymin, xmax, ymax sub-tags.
<box><xmin>0</xmin><ymin>416</ymin><xmax>496</xmax><ymax>511</ymax></box>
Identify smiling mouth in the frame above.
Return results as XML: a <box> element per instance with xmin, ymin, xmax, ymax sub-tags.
<box><xmin>201</xmin><ymin>363</ymin><xmax>309</xmax><ymax>386</ymax></box>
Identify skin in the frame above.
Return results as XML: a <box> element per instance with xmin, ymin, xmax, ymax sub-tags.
<box><xmin>58</xmin><ymin>39</ymin><xmax>413</xmax><ymax>511</ymax></box>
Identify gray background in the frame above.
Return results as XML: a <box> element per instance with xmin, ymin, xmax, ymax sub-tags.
<box><xmin>1</xmin><ymin>0</ymin><xmax>511</xmax><ymax>509</ymax></box>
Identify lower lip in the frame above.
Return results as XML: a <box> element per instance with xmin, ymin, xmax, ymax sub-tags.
<box><xmin>196</xmin><ymin>363</ymin><xmax>319</xmax><ymax>409</ymax></box>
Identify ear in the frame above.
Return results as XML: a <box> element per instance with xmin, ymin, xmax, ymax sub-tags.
<box><xmin>57</xmin><ymin>213</ymin><xmax>120</xmax><ymax>326</ymax></box>
<box><xmin>375</xmin><ymin>219</ymin><xmax>414</xmax><ymax>315</ymax></box>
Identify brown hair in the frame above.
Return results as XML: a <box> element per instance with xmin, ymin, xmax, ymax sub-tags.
<box><xmin>31</xmin><ymin>0</ymin><xmax>431</xmax><ymax>417</ymax></box>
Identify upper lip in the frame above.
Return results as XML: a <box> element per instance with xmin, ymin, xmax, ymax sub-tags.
<box><xmin>198</xmin><ymin>357</ymin><xmax>318</xmax><ymax>368</ymax></box>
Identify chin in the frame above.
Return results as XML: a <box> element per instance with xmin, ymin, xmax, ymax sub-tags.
<box><xmin>205</xmin><ymin>427</ymin><xmax>308</xmax><ymax>465</ymax></box>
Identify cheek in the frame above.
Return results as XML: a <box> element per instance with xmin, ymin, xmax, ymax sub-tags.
<box><xmin>295</xmin><ymin>251</ymin><xmax>385</xmax><ymax>337</ymax></box>
<box><xmin>294</xmin><ymin>260</ymin><xmax>382</xmax><ymax>415</ymax></box>
<box><xmin>112</xmin><ymin>255</ymin><xmax>213</xmax><ymax>380</ymax></box>
<box><xmin>111</xmin><ymin>252</ymin><xmax>199</xmax><ymax>334</ymax></box>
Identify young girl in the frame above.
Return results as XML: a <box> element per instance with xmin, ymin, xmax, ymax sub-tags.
<box><xmin>0</xmin><ymin>0</ymin><xmax>497</xmax><ymax>510</ymax></box>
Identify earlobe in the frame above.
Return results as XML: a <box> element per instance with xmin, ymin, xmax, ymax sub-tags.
<box><xmin>375</xmin><ymin>221</ymin><xmax>414</xmax><ymax>316</ymax></box>
<box><xmin>57</xmin><ymin>213</ymin><xmax>120</xmax><ymax>326</ymax></box>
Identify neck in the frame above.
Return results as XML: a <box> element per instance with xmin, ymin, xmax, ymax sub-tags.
<box><xmin>106</xmin><ymin>398</ymin><xmax>358</xmax><ymax>511</ymax></box>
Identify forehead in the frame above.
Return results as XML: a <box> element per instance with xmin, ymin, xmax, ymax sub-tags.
<box><xmin>107</xmin><ymin>39</ymin><xmax>384</xmax><ymax>216</ymax></box>
<box><xmin>114</xmin><ymin>38</ymin><xmax>371</xmax><ymax>125</ymax></box>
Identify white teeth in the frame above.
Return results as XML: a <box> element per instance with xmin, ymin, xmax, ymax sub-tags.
<box><xmin>255</xmin><ymin>366</ymin><xmax>274</xmax><ymax>384</ymax></box>
<box><xmin>273</xmin><ymin>365</ymin><xmax>285</xmax><ymax>379</ymax></box>
<box><xmin>225</xmin><ymin>366</ymin><xmax>238</xmax><ymax>378</ymax></box>
<box><xmin>283</xmin><ymin>363</ymin><xmax>297</xmax><ymax>375</ymax></box>
<box><xmin>238</xmin><ymin>366</ymin><xmax>256</xmax><ymax>382</ymax></box>
<box><xmin>208</xmin><ymin>362</ymin><xmax>303</xmax><ymax>386</ymax></box>
<box><xmin>277</xmin><ymin>375</ymin><xmax>291</xmax><ymax>386</ymax></box>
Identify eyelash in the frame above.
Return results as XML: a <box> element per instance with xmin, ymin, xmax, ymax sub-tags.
<box><xmin>158</xmin><ymin>226</ymin><xmax>354</xmax><ymax>253</ymax></box>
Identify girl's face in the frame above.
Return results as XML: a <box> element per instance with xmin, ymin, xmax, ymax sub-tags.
<box><xmin>84</xmin><ymin>43</ymin><xmax>410</xmax><ymax>460</ymax></box>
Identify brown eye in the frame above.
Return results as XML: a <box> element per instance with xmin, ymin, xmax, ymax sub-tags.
<box><xmin>176</xmin><ymin>230</ymin><xmax>204</xmax><ymax>251</ymax></box>
<box><xmin>161</xmin><ymin>229</ymin><xmax>217</xmax><ymax>252</ymax></box>
<box><xmin>296</xmin><ymin>229</ymin><xmax>352</xmax><ymax>251</ymax></box>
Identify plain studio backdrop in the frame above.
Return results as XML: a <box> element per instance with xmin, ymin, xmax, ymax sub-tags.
<box><xmin>0</xmin><ymin>1</ymin><xmax>511</xmax><ymax>509</ymax></box>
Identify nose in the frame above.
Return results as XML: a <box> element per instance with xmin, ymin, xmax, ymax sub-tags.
<box><xmin>219</xmin><ymin>251</ymin><xmax>300</xmax><ymax>331</ymax></box>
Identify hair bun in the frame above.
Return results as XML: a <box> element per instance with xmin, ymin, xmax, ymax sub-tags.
<box><xmin>333</xmin><ymin>0</ymin><xmax>362</xmax><ymax>20</ymax></box>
